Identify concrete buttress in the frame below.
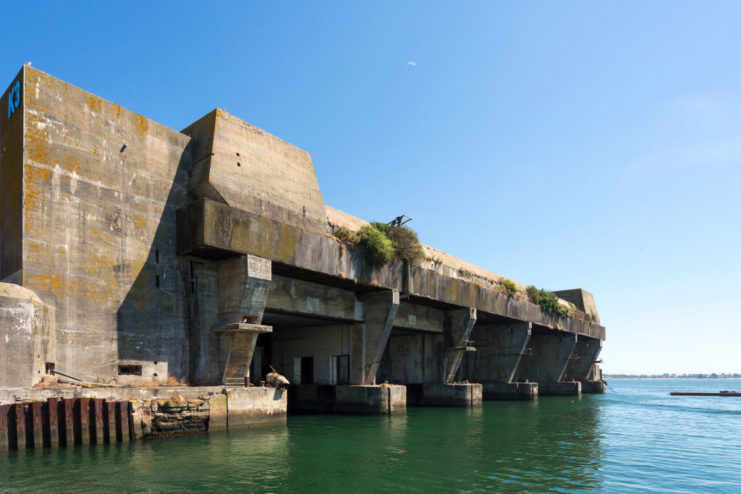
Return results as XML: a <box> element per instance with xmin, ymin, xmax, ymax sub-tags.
<box><xmin>214</xmin><ymin>255</ymin><xmax>272</xmax><ymax>385</ymax></box>
<box><xmin>352</xmin><ymin>290</ymin><xmax>400</xmax><ymax>385</ymax></box>
<box><xmin>443</xmin><ymin>308</ymin><xmax>477</xmax><ymax>384</ymax></box>
<box><xmin>563</xmin><ymin>336</ymin><xmax>603</xmax><ymax>382</ymax></box>
<box><xmin>516</xmin><ymin>332</ymin><xmax>578</xmax><ymax>385</ymax></box>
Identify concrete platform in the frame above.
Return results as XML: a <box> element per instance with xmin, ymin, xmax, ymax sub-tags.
<box><xmin>420</xmin><ymin>384</ymin><xmax>482</xmax><ymax>407</ymax></box>
<box><xmin>335</xmin><ymin>385</ymin><xmax>406</xmax><ymax>415</ymax></box>
<box><xmin>538</xmin><ymin>381</ymin><xmax>581</xmax><ymax>396</ymax></box>
<box><xmin>581</xmin><ymin>380</ymin><xmax>605</xmax><ymax>394</ymax></box>
<box><xmin>288</xmin><ymin>384</ymin><xmax>406</xmax><ymax>415</ymax></box>
<box><xmin>482</xmin><ymin>382</ymin><xmax>538</xmax><ymax>401</ymax></box>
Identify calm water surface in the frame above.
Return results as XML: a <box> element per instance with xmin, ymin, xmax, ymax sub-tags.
<box><xmin>1</xmin><ymin>379</ymin><xmax>739</xmax><ymax>492</ymax></box>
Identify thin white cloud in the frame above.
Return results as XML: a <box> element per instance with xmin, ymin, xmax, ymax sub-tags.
<box><xmin>407</xmin><ymin>61</ymin><xmax>416</xmax><ymax>66</ymax></box>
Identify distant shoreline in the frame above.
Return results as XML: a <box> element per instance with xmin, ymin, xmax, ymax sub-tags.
<box><xmin>605</xmin><ymin>376</ymin><xmax>740</xmax><ymax>380</ymax></box>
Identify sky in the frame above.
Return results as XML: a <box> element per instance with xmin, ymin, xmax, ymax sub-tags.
<box><xmin>2</xmin><ymin>1</ymin><xmax>739</xmax><ymax>374</ymax></box>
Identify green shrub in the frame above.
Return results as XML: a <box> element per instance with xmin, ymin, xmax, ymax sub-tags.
<box><xmin>355</xmin><ymin>224</ymin><xmax>395</xmax><ymax>267</ymax></box>
<box><xmin>497</xmin><ymin>278</ymin><xmax>518</xmax><ymax>297</ymax></box>
<box><xmin>526</xmin><ymin>286</ymin><xmax>572</xmax><ymax>317</ymax></box>
<box><xmin>332</xmin><ymin>226</ymin><xmax>355</xmax><ymax>243</ymax></box>
<box><xmin>386</xmin><ymin>225</ymin><xmax>426</xmax><ymax>266</ymax></box>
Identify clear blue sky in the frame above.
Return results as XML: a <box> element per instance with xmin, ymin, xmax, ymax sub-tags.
<box><xmin>3</xmin><ymin>1</ymin><xmax>739</xmax><ymax>374</ymax></box>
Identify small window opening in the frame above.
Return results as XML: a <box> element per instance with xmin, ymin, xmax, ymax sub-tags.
<box><xmin>45</xmin><ymin>362</ymin><xmax>55</xmax><ymax>374</ymax></box>
<box><xmin>155</xmin><ymin>250</ymin><xmax>160</xmax><ymax>264</ymax></box>
<box><xmin>156</xmin><ymin>275</ymin><xmax>160</xmax><ymax>288</ymax></box>
<box><xmin>119</xmin><ymin>365</ymin><xmax>142</xmax><ymax>376</ymax></box>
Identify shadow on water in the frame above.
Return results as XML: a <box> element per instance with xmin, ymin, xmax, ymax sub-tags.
<box><xmin>115</xmin><ymin>140</ymin><xmax>196</xmax><ymax>382</ymax></box>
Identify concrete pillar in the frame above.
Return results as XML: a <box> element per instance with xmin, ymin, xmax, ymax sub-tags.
<box><xmin>217</xmin><ymin>254</ymin><xmax>271</xmax><ymax>325</ymax></box>
<box><xmin>443</xmin><ymin>308</ymin><xmax>477</xmax><ymax>384</ymax></box>
<box><xmin>516</xmin><ymin>332</ymin><xmax>579</xmax><ymax>395</ymax></box>
<box><xmin>214</xmin><ymin>255</ymin><xmax>273</xmax><ymax>385</ymax></box>
<box><xmin>351</xmin><ymin>290</ymin><xmax>399</xmax><ymax>385</ymax></box>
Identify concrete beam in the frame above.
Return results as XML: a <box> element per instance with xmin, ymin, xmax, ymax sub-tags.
<box><xmin>515</xmin><ymin>332</ymin><xmax>578</xmax><ymax>384</ymax></box>
<box><xmin>393</xmin><ymin>302</ymin><xmax>444</xmax><ymax>333</ymax></box>
<box><xmin>469</xmin><ymin>321</ymin><xmax>531</xmax><ymax>383</ymax></box>
<box><xmin>265</xmin><ymin>274</ymin><xmax>362</xmax><ymax>322</ymax></box>
<box><xmin>443</xmin><ymin>308</ymin><xmax>477</xmax><ymax>384</ymax></box>
<box><xmin>351</xmin><ymin>290</ymin><xmax>400</xmax><ymax>385</ymax></box>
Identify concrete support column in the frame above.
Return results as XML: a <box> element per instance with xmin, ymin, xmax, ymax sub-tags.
<box><xmin>515</xmin><ymin>332</ymin><xmax>578</xmax><ymax>395</ymax></box>
<box><xmin>443</xmin><ymin>308</ymin><xmax>477</xmax><ymax>384</ymax></box>
<box><xmin>351</xmin><ymin>290</ymin><xmax>400</xmax><ymax>385</ymax></box>
<box><xmin>214</xmin><ymin>255</ymin><xmax>272</xmax><ymax>386</ymax></box>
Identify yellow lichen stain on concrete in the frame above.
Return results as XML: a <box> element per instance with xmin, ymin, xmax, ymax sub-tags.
<box><xmin>115</xmin><ymin>105</ymin><xmax>121</xmax><ymax>118</ymax></box>
<box><xmin>134</xmin><ymin>115</ymin><xmax>149</xmax><ymax>138</ymax></box>
<box><xmin>25</xmin><ymin>130</ymin><xmax>49</xmax><ymax>165</ymax></box>
<box><xmin>87</xmin><ymin>94</ymin><xmax>102</xmax><ymax>113</ymax></box>
<box><xmin>132</xmin><ymin>215</ymin><xmax>147</xmax><ymax>230</ymax></box>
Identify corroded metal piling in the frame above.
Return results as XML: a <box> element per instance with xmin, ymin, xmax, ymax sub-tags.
<box><xmin>0</xmin><ymin>398</ymin><xmax>131</xmax><ymax>451</ymax></box>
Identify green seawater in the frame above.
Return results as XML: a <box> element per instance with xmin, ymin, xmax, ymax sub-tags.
<box><xmin>1</xmin><ymin>379</ymin><xmax>740</xmax><ymax>493</ymax></box>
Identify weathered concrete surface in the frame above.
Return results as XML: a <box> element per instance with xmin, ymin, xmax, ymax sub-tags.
<box><xmin>538</xmin><ymin>382</ymin><xmax>581</xmax><ymax>396</ymax></box>
<box><xmin>182</xmin><ymin>109</ymin><xmax>328</xmax><ymax>235</ymax></box>
<box><xmin>353</xmin><ymin>290</ymin><xmax>400</xmax><ymax>385</ymax></box>
<box><xmin>217</xmin><ymin>255</ymin><xmax>271</xmax><ymax>326</ymax></box>
<box><xmin>335</xmin><ymin>385</ymin><xmax>406</xmax><ymax>415</ymax></box>
<box><xmin>177</xmin><ymin>198</ymin><xmax>605</xmax><ymax>340</ymax></box>
<box><xmin>393</xmin><ymin>302</ymin><xmax>444</xmax><ymax>333</ymax></box>
<box><xmin>421</xmin><ymin>383</ymin><xmax>482</xmax><ymax>407</ymax></box>
<box><xmin>0</xmin><ymin>283</ymin><xmax>55</xmax><ymax>387</ymax></box>
<box><xmin>226</xmin><ymin>387</ymin><xmax>286</xmax><ymax>429</ymax></box>
<box><xmin>563</xmin><ymin>336</ymin><xmax>602</xmax><ymax>382</ymax></box>
<box><xmin>581</xmin><ymin>381</ymin><xmax>604</xmax><ymax>394</ymax></box>
<box><xmin>516</xmin><ymin>332</ymin><xmax>577</xmax><ymax>385</ymax></box>
<box><xmin>465</xmin><ymin>321</ymin><xmax>531</xmax><ymax>383</ymax></box>
<box><xmin>216</xmin><ymin>323</ymin><xmax>272</xmax><ymax>385</ymax></box>
<box><xmin>482</xmin><ymin>382</ymin><xmax>538</xmax><ymax>400</ymax></box>
<box><xmin>443</xmin><ymin>308</ymin><xmax>477</xmax><ymax>384</ymax></box>
<box><xmin>19</xmin><ymin>67</ymin><xmax>193</xmax><ymax>383</ymax></box>
<box><xmin>266</xmin><ymin>274</ymin><xmax>363</xmax><ymax>323</ymax></box>
<box><xmin>385</xmin><ymin>333</ymin><xmax>443</xmax><ymax>384</ymax></box>
<box><xmin>554</xmin><ymin>289</ymin><xmax>600</xmax><ymax>323</ymax></box>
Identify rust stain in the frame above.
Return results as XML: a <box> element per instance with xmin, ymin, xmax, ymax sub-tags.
<box><xmin>87</xmin><ymin>95</ymin><xmax>102</xmax><ymax>113</ymax></box>
<box><xmin>134</xmin><ymin>115</ymin><xmax>149</xmax><ymax>137</ymax></box>
<box><xmin>115</xmin><ymin>105</ymin><xmax>121</xmax><ymax>118</ymax></box>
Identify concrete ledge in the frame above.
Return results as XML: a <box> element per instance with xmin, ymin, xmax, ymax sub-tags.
<box><xmin>335</xmin><ymin>385</ymin><xmax>406</xmax><ymax>415</ymax></box>
<box><xmin>482</xmin><ymin>382</ymin><xmax>538</xmax><ymax>401</ymax></box>
<box><xmin>581</xmin><ymin>380</ymin><xmax>605</xmax><ymax>394</ymax></box>
<box><xmin>226</xmin><ymin>387</ymin><xmax>287</xmax><ymax>429</ymax></box>
<box><xmin>421</xmin><ymin>384</ymin><xmax>482</xmax><ymax>407</ymax></box>
<box><xmin>538</xmin><ymin>382</ymin><xmax>581</xmax><ymax>396</ymax></box>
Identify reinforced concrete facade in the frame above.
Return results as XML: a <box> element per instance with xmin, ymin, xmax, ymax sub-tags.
<box><xmin>0</xmin><ymin>66</ymin><xmax>605</xmax><ymax>419</ymax></box>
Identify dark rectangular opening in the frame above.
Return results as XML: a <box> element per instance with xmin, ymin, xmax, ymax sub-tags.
<box><xmin>336</xmin><ymin>355</ymin><xmax>349</xmax><ymax>385</ymax></box>
<box><xmin>301</xmin><ymin>357</ymin><xmax>314</xmax><ymax>385</ymax></box>
<box><xmin>118</xmin><ymin>365</ymin><xmax>142</xmax><ymax>376</ymax></box>
<box><xmin>45</xmin><ymin>362</ymin><xmax>55</xmax><ymax>374</ymax></box>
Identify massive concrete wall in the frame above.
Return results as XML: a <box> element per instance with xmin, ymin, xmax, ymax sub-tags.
<box><xmin>20</xmin><ymin>67</ymin><xmax>193</xmax><ymax>382</ymax></box>
<box><xmin>183</xmin><ymin>109</ymin><xmax>327</xmax><ymax>235</ymax></box>
<box><xmin>0</xmin><ymin>68</ymin><xmax>24</xmax><ymax>283</ymax></box>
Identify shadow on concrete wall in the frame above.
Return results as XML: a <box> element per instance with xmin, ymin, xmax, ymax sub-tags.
<box><xmin>115</xmin><ymin>142</ymin><xmax>196</xmax><ymax>384</ymax></box>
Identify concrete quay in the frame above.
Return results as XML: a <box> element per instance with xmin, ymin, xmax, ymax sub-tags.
<box><xmin>0</xmin><ymin>66</ymin><xmax>606</xmax><ymax>448</ymax></box>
